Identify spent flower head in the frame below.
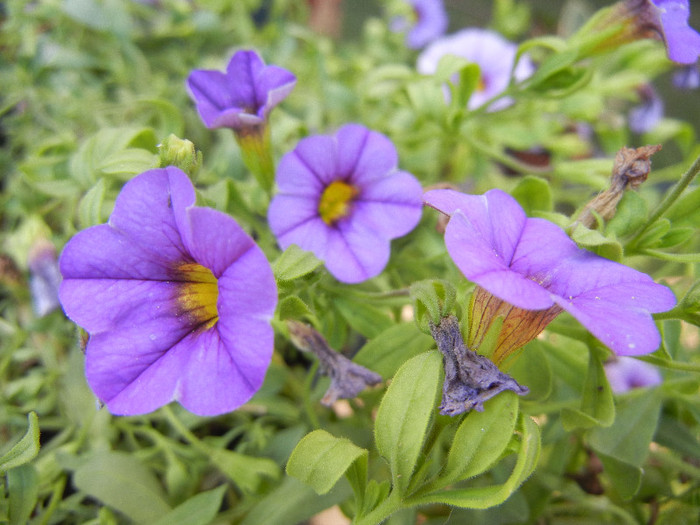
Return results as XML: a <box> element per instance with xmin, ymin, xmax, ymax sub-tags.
<box><xmin>424</xmin><ymin>188</ymin><xmax>676</xmax><ymax>365</ymax></box>
<box><xmin>268</xmin><ymin>124</ymin><xmax>423</xmax><ymax>284</ymax></box>
<box><xmin>417</xmin><ymin>28</ymin><xmax>534</xmax><ymax>111</ymax></box>
<box><xmin>59</xmin><ymin>167</ymin><xmax>277</xmax><ymax>416</ymax></box>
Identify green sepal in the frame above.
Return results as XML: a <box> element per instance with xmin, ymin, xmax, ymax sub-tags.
<box><xmin>286</xmin><ymin>430</ymin><xmax>368</xmax><ymax>496</ymax></box>
<box><xmin>273</xmin><ymin>244</ymin><xmax>323</xmax><ymax>282</ymax></box>
<box><xmin>410</xmin><ymin>279</ymin><xmax>457</xmax><ymax>332</ymax></box>
<box><xmin>374</xmin><ymin>351</ymin><xmax>443</xmax><ymax>494</ymax></box>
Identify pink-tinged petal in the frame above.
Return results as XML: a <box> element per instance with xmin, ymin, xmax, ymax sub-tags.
<box><xmin>293</xmin><ymin>135</ymin><xmax>339</xmax><ymax>185</ymax></box>
<box><xmin>180</xmin><ymin>207</ymin><xmax>256</xmax><ymax>278</ymax></box>
<box><xmin>325</xmin><ymin>223</ymin><xmax>390</xmax><ymax>283</ymax></box>
<box><xmin>336</xmin><ymin>124</ymin><xmax>399</xmax><ymax>184</ymax></box>
<box><xmin>274</xmin><ymin>151</ymin><xmax>325</xmax><ymax>196</ymax></box>
<box><xmin>352</xmin><ymin>173</ymin><xmax>423</xmax><ymax>239</ymax></box>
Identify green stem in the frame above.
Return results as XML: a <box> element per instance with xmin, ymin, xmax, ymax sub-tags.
<box><xmin>302</xmin><ymin>360</ymin><xmax>322</xmax><ymax>430</ymax></box>
<box><xmin>161</xmin><ymin>405</ymin><xmax>211</xmax><ymax>455</ymax></box>
<box><xmin>235</xmin><ymin>125</ymin><xmax>275</xmax><ymax>195</ymax></box>
<box><xmin>648</xmin><ymin>449</ymin><xmax>700</xmax><ymax>480</ymax></box>
<box><xmin>631</xmin><ymin>154</ymin><xmax>700</xmax><ymax>245</ymax></box>
<box><xmin>464</xmin><ymin>135</ymin><xmax>552</xmax><ymax>175</ymax></box>
<box><xmin>354</xmin><ymin>489</ymin><xmax>402</xmax><ymax>525</ymax></box>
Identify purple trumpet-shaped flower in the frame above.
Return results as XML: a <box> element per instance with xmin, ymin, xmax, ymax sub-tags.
<box><xmin>59</xmin><ymin>167</ymin><xmax>277</xmax><ymax>416</ymax></box>
<box><xmin>629</xmin><ymin>84</ymin><xmax>664</xmax><ymax>133</ymax></box>
<box><xmin>391</xmin><ymin>0</ymin><xmax>448</xmax><ymax>49</ymax></box>
<box><xmin>186</xmin><ymin>49</ymin><xmax>296</xmax><ymax>133</ymax></box>
<box><xmin>424</xmin><ymin>188</ymin><xmax>676</xmax><ymax>365</ymax></box>
<box><xmin>268</xmin><ymin>124</ymin><xmax>423</xmax><ymax>284</ymax></box>
<box><xmin>604</xmin><ymin>357</ymin><xmax>662</xmax><ymax>393</ymax></box>
<box><xmin>417</xmin><ymin>28</ymin><xmax>534</xmax><ymax>111</ymax></box>
<box><xmin>642</xmin><ymin>0</ymin><xmax>700</xmax><ymax>64</ymax></box>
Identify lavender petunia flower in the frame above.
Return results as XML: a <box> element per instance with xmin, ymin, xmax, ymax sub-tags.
<box><xmin>28</xmin><ymin>239</ymin><xmax>62</xmax><ymax>317</ymax></box>
<box><xmin>59</xmin><ymin>167</ymin><xmax>277</xmax><ymax>416</ymax></box>
<box><xmin>604</xmin><ymin>357</ymin><xmax>662</xmax><ymax>393</ymax></box>
<box><xmin>673</xmin><ymin>63</ymin><xmax>700</xmax><ymax>88</ymax></box>
<box><xmin>391</xmin><ymin>0</ymin><xmax>448</xmax><ymax>49</ymax></box>
<box><xmin>417</xmin><ymin>28</ymin><xmax>534</xmax><ymax>111</ymax></box>
<box><xmin>424</xmin><ymin>188</ymin><xmax>676</xmax><ymax>364</ymax></box>
<box><xmin>186</xmin><ymin>49</ymin><xmax>296</xmax><ymax>133</ymax></box>
<box><xmin>268</xmin><ymin>124</ymin><xmax>423</xmax><ymax>284</ymax></box>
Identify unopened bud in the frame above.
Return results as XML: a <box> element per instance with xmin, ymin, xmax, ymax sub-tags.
<box><xmin>158</xmin><ymin>134</ymin><xmax>202</xmax><ymax>177</ymax></box>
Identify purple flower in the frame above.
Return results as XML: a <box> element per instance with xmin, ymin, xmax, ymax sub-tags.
<box><xmin>268</xmin><ymin>124</ymin><xmax>423</xmax><ymax>284</ymax></box>
<box><xmin>673</xmin><ymin>63</ymin><xmax>700</xmax><ymax>88</ymax></box>
<box><xmin>604</xmin><ymin>357</ymin><xmax>662</xmax><ymax>393</ymax></box>
<box><xmin>629</xmin><ymin>84</ymin><xmax>664</xmax><ymax>133</ymax></box>
<box><xmin>424</xmin><ymin>188</ymin><xmax>676</xmax><ymax>364</ymax></box>
<box><xmin>186</xmin><ymin>50</ymin><xmax>296</xmax><ymax>133</ymax></box>
<box><xmin>59</xmin><ymin>167</ymin><xmax>277</xmax><ymax>416</ymax></box>
<box><xmin>28</xmin><ymin>239</ymin><xmax>62</xmax><ymax>317</ymax></box>
<box><xmin>391</xmin><ymin>0</ymin><xmax>448</xmax><ymax>49</ymax></box>
<box><xmin>417</xmin><ymin>28</ymin><xmax>534</xmax><ymax>111</ymax></box>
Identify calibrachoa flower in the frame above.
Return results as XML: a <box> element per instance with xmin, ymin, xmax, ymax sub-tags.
<box><xmin>391</xmin><ymin>0</ymin><xmax>448</xmax><ymax>49</ymax></box>
<box><xmin>187</xmin><ymin>49</ymin><xmax>296</xmax><ymax>133</ymax></box>
<box><xmin>268</xmin><ymin>124</ymin><xmax>423</xmax><ymax>284</ymax></box>
<box><xmin>187</xmin><ymin>50</ymin><xmax>296</xmax><ymax>192</ymax></box>
<box><xmin>604</xmin><ymin>357</ymin><xmax>662</xmax><ymax>393</ymax></box>
<box><xmin>424</xmin><ymin>188</ymin><xmax>676</xmax><ymax>365</ymax></box>
<box><xmin>417</xmin><ymin>28</ymin><xmax>534</xmax><ymax>111</ymax></box>
<box><xmin>629</xmin><ymin>84</ymin><xmax>664</xmax><ymax>133</ymax></box>
<box><xmin>59</xmin><ymin>167</ymin><xmax>277</xmax><ymax>416</ymax></box>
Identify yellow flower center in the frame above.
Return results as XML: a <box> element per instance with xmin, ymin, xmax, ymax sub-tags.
<box><xmin>318</xmin><ymin>180</ymin><xmax>359</xmax><ymax>225</ymax></box>
<box><xmin>174</xmin><ymin>263</ymin><xmax>219</xmax><ymax>330</ymax></box>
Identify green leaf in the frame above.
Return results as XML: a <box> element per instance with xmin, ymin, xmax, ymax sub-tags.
<box><xmin>7</xmin><ymin>464</ymin><xmax>38</xmax><ymax>525</ymax></box>
<box><xmin>606</xmin><ymin>190</ymin><xmax>648</xmax><ymax>238</ymax></box>
<box><xmin>0</xmin><ymin>412</ymin><xmax>40</xmax><ymax>473</ymax></box>
<box><xmin>209</xmin><ymin>449</ymin><xmax>280</xmax><ymax>493</ymax></box>
<box><xmin>411</xmin><ymin>414</ymin><xmax>540</xmax><ymax>509</ymax></box>
<box><xmin>561</xmin><ymin>346</ymin><xmax>615</xmax><ymax>431</ymax></box>
<box><xmin>409</xmin><ymin>279</ymin><xmax>457</xmax><ymax>332</ymax></box>
<box><xmin>241</xmin><ymin>477</ymin><xmax>352</xmax><ymax>525</ymax></box>
<box><xmin>73</xmin><ymin>451</ymin><xmax>171</xmax><ymax>523</ymax></box>
<box><xmin>353</xmin><ymin>323</ymin><xmax>435</xmax><ymax>379</ymax></box>
<box><xmin>588</xmin><ymin>389</ymin><xmax>662</xmax><ymax>467</ymax></box>
<box><xmin>524</xmin><ymin>48</ymin><xmax>579</xmax><ymax>89</ymax></box>
<box><xmin>78</xmin><ymin>178</ymin><xmax>107</xmax><ymax>229</ymax></box>
<box><xmin>596</xmin><ymin>453</ymin><xmax>642</xmax><ymax>501</ymax></box>
<box><xmin>511</xmin><ymin>176</ymin><xmax>553</xmax><ymax>214</ymax></box>
<box><xmin>507</xmin><ymin>341</ymin><xmax>552</xmax><ymax>402</ymax></box>
<box><xmin>657</xmin><ymin>226</ymin><xmax>695</xmax><ymax>249</ymax></box>
<box><xmin>152</xmin><ymin>486</ymin><xmax>226</xmax><ymax>525</ymax></box>
<box><xmin>100</xmin><ymin>148</ymin><xmax>158</xmax><ymax>179</ymax></box>
<box><xmin>666</xmin><ymin>186</ymin><xmax>700</xmax><ymax>227</ymax></box>
<box><xmin>286</xmin><ymin>430</ymin><xmax>368</xmax><ymax>495</ymax></box>
<box><xmin>273</xmin><ymin>244</ymin><xmax>323</xmax><ymax>282</ymax></box>
<box><xmin>450</xmin><ymin>63</ymin><xmax>481</xmax><ymax>111</ymax></box>
<box><xmin>277</xmin><ymin>296</ymin><xmax>313</xmax><ymax>321</ymax></box>
<box><xmin>634</xmin><ymin>218</ymin><xmax>671</xmax><ymax>250</ymax></box>
<box><xmin>374</xmin><ymin>351</ymin><xmax>442</xmax><ymax>494</ymax></box>
<box><xmin>439</xmin><ymin>391</ymin><xmax>520</xmax><ymax>485</ymax></box>
<box><xmin>570</xmin><ymin>225</ymin><xmax>623</xmax><ymax>261</ymax></box>
<box><xmin>335</xmin><ymin>298</ymin><xmax>393</xmax><ymax>338</ymax></box>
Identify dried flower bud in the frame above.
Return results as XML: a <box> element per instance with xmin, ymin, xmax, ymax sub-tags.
<box><xmin>429</xmin><ymin>315</ymin><xmax>528</xmax><ymax>416</ymax></box>
<box><xmin>286</xmin><ymin>320</ymin><xmax>382</xmax><ymax>405</ymax></box>
<box><xmin>573</xmin><ymin>144</ymin><xmax>662</xmax><ymax>229</ymax></box>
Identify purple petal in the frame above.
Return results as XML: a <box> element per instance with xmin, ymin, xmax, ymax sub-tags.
<box><xmin>268</xmin><ymin>194</ymin><xmax>323</xmax><ymax>240</ymax></box>
<box><xmin>336</xmin><ymin>124</ymin><xmax>398</xmax><ymax>184</ymax></box>
<box><xmin>605</xmin><ymin>357</ymin><xmax>662</xmax><ymax>393</ymax></box>
<box><xmin>226</xmin><ymin>50</ymin><xmax>264</xmax><ymax>109</ymax></box>
<box><xmin>654</xmin><ymin>0</ymin><xmax>700</xmax><ymax>64</ymax></box>
<box><xmin>352</xmin><ymin>171</ymin><xmax>423</xmax><ymax>239</ymax></box>
<box><xmin>187</xmin><ymin>70</ymin><xmax>241</xmax><ymax>128</ymax></box>
<box><xmin>325</xmin><ymin>221</ymin><xmax>390</xmax><ymax>283</ymax></box>
<box><xmin>293</xmin><ymin>135</ymin><xmax>340</xmax><ymax>185</ymax></box>
<box><xmin>255</xmin><ymin>65</ymin><xmax>297</xmax><ymax>117</ymax></box>
<box><xmin>180</xmin><ymin>207</ymin><xmax>257</xmax><ymax>278</ymax></box>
